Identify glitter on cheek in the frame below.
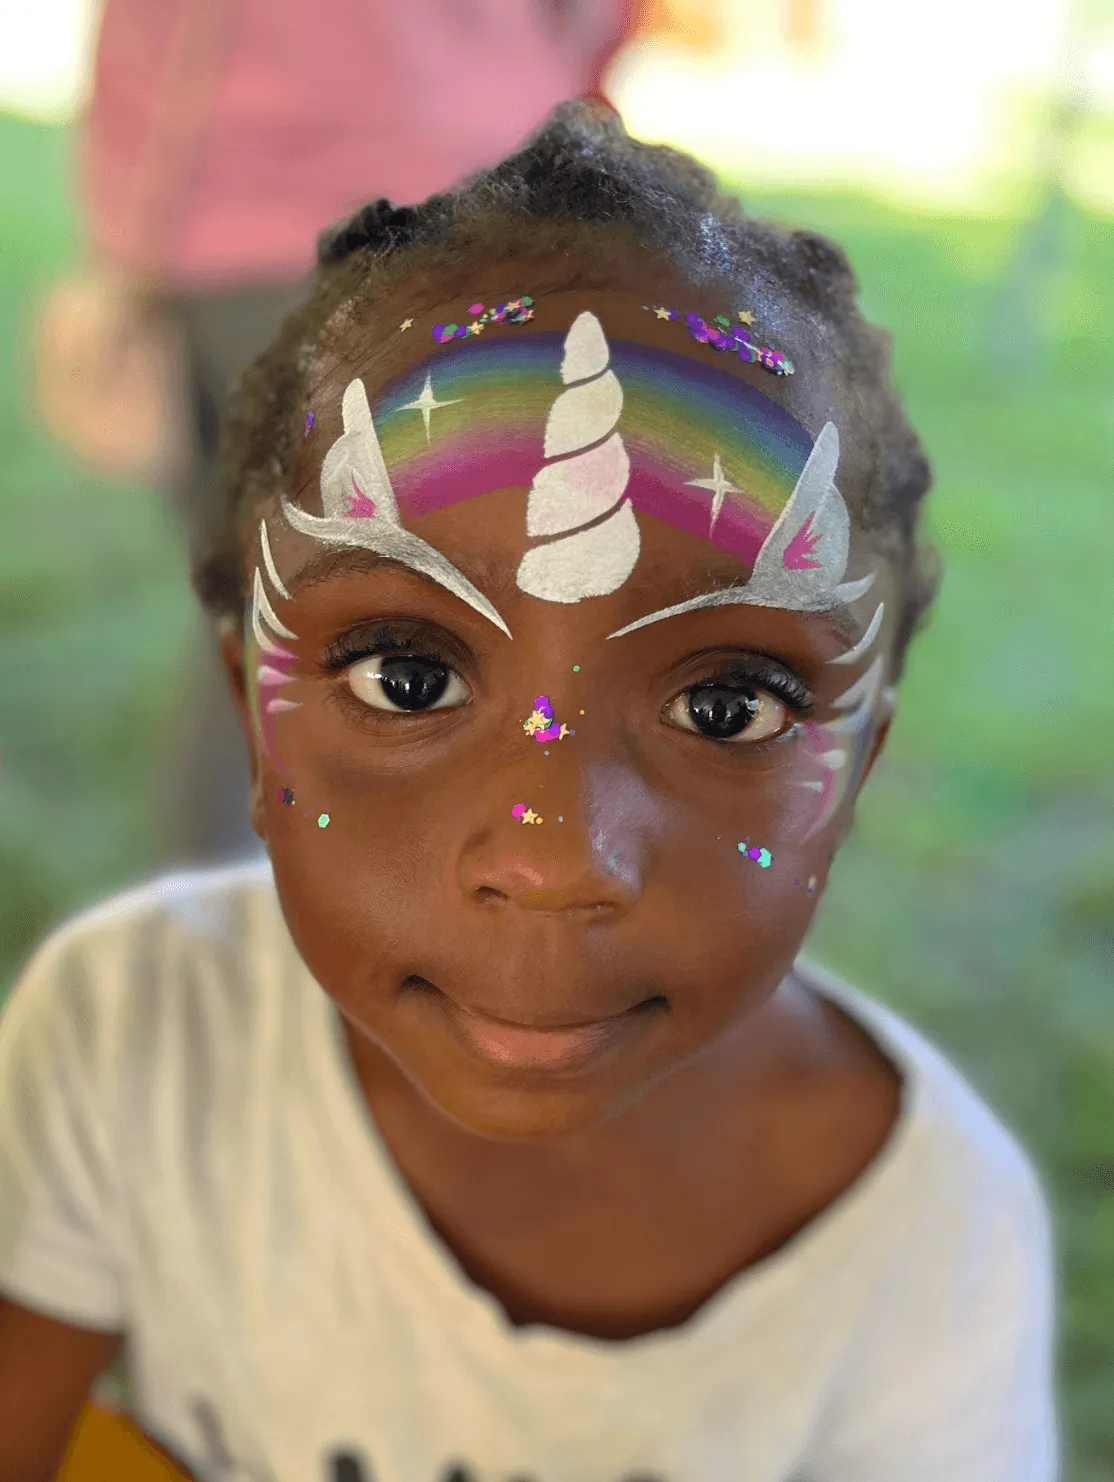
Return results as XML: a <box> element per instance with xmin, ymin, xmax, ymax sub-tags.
<box><xmin>318</xmin><ymin>814</ymin><xmax>330</xmax><ymax>829</ymax></box>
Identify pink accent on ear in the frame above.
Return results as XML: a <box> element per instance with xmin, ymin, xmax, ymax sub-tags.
<box><xmin>345</xmin><ymin>473</ymin><xmax>378</xmax><ymax>519</ymax></box>
<box><xmin>782</xmin><ymin>510</ymin><xmax>823</xmax><ymax>570</ymax></box>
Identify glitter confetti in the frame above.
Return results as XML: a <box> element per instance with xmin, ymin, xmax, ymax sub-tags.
<box><xmin>522</xmin><ymin>693</ymin><xmax>575</xmax><ymax>744</ymax></box>
<box><xmin>432</xmin><ymin>296</ymin><xmax>534</xmax><ymax>345</ymax></box>
<box><xmin>739</xmin><ymin>843</ymin><xmax>773</xmax><ymax>868</ymax></box>
<box><xmin>280</xmin><ymin>787</ymin><xmax>295</xmax><ymax>805</ymax></box>
<box><xmin>317</xmin><ymin>814</ymin><xmax>330</xmax><ymax>829</ymax></box>
<box><xmin>304</xmin><ymin>412</ymin><xmax>315</xmax><ymax>435</ymax></box>
<box><xmin>511</xmin><ymin>803</ymin><xmax>542</xmax><ymax>825</ymax></box>
<box><xmin>642</xmin><ymin>302</ymin><xmax>793</xmax><ymax>375</ymax></box>
<box><xmin>572</xmin><ymin>665</ymin><xmax>581</xmax><ymax>672</ymax></box>
<box><xmin>399</xmin><ymin>318</ymin><xmax>414</xmax><ymax>332</ymax></box>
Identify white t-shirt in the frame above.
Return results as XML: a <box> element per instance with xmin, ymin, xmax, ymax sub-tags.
<box><xmin>0</xmin><ymin>862</ymin><xmax>1059</xmax><ymax>1482</ymax></box>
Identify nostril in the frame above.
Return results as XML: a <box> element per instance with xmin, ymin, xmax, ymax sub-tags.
<box><xmin>473</xmin><ymin>885</ymin><xmax>508</xmax><ymax>905</ymax></box>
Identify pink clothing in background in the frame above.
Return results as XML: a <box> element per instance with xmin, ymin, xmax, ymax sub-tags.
<box><xmin>81</xmin><ymin>0</ymin><xmax>631</xmax><ymax>292</ymax></box>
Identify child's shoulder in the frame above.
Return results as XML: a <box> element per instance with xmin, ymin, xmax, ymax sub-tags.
<box><xmin>793</xmin><ymin>955</ymin><xmax>1050</xmax><ymax>1232</ymax></box>
<box><xmin>1</xmin><ymin>860</ymin><xmax>285</xmax><ymax>1051</ymax></box>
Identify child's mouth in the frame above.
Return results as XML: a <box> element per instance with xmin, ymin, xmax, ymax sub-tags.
<box><xmin>404</xmin><ymin>976</ymin><xmax>666</xmax><ymax>1074</ymax></box>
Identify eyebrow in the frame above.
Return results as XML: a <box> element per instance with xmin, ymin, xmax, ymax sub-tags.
<box><xmin>286</xmin><ymin>544</ymin><xmax>509</xmax><ymax>606</ymax></box>
<box><xmin>606</xmin><ymin>587</ymin><xmax>862</xmax><ymax>645</ymax></box>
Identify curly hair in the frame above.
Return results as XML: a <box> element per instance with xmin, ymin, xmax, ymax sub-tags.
<box><xmin>198</xmin><ymin>100</ymin><xmax>941</xmax><ymax>679</ymax></box>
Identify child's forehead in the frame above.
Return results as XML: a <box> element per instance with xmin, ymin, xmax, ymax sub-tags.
<box><xmin>266</xmin><ymin>290</ymin><xmax>882</xmax><ymax>641</ymax></box>
<box><xmin>295</xmin><ymin>289</ymin><xmax>844</xmax><ymax>545</ymax></box>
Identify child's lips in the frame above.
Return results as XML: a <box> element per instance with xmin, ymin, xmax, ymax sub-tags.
<box><xmin>432</xmin><ymin>991</ymin><xmax>664</xmax><ymax>1073</ymax></box>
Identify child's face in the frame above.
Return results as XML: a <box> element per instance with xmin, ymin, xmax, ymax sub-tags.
<box><xmin>222</xmin><ymin>284</ymin><xmax>898</xmax><ymax>1141</ymax></box>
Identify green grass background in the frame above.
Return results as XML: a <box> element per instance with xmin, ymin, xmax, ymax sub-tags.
<box><xmin>1</xmin><ymin>111</ymin><xmax>1112</xmax><ymax>1477</ymax></box>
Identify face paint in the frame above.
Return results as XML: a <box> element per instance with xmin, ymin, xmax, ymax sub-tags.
<box><xmin>366</xmin><ymin>329</ymin><xmax>807</xmax><ymax>566</ymax></box>
<box><xmin>797</xmin><ymin>601</ymin><xmax>888</xmax><ymax>839</ymax></box>
<box><xmin>287</xmin><ymin>303</ymin><xmax>874</xmax><ymax>629</ymax></box>
<box><xmin>608</xmin><ymin>421</ymin><xmax>875</xmax><ymax>639</ymax></box>
<box><xmin>280</xmin><ymin>378</ymin><xmax>512</xmax><ymax>638</ymax></box>
<box><xmin>246</xmin><ymin>520</ymin><xmax>303</xmax><ymax>770</ymax></box>
<box><xmin>517</xmin><ymin>312</ymin><xmax>638</xmax><ymax>603</ymax></box>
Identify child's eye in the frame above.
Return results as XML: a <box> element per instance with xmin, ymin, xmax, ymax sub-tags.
<box><xmin>348</xmin><ymin>655</ymin><xmax>470</xmax><ymax>713</ymax></box>
<box><xmin>662</xmin><ymin>681</ymin><xmax>790</xmax><ymax>744</ymax></box>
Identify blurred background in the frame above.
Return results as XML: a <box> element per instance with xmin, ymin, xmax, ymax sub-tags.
<box><xmin>0</xmin><ymin>0</ymin><xmax>1112</xmax><ymax>1475</ymax></box>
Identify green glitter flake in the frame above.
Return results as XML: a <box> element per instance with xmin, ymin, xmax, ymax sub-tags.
<box><xmin>317</xmin><ymin>814</ymin><xmax>330</xmax><ymax>829</ymax></box>
<box><xmin>572</xmin><ymin>664</ymin><xmax>581</xmax><ymax>672</ymax></box>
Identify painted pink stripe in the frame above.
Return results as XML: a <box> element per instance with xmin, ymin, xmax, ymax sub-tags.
<box><xmin>627</xmin><ymin>458</ymin><xmax>771</xmax><ymax>569</ymax></box>
<box><xmin>393</xmin><ymin>438</ymin><xmax>774</xmax><ymax>570</ymax></box>
<box><xmin>257</xmin><ymin>665</ymin><xmax>297</xmax><ymax>686</ymax></box>
<box><xmin>266</xmin><ymin>698</ymin><xmax>302</xmax><ymax>714</ymax></box>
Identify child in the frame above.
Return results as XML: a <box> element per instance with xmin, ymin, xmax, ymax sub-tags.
<box><xmin>0</xmin><ymin>103</ymin><xmax>1057</xmax><ymax>1482</ymax></box>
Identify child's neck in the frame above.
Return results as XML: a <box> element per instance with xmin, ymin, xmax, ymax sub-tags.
<box><xmin>338</xmin><ymin>975</ymin><xmax>901</xmax><ymax>1342</ymax></box>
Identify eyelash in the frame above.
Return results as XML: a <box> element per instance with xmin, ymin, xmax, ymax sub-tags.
<box><xmin>692</xmin><ymin>657</ymin><xmax>813</xmax><ymax>714</ymax></box>
<box><xmin>322</xmin><ymin>624</ymin><xmax>448</xmax><ymax>671</ymax></box>
<box><xmin>321</xmin><ymin>627</ymin><xmax>812</xmax><ymax>739</ymax></box>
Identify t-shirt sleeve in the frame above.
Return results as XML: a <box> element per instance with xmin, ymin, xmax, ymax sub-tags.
<box><xmin>0</xmin><ymin>932</ymin><xmax>126</xmax><ymax>1330</ymax></box>
<box><xmin>799</xmin><ymin>1137</ymin><xmax>1059</xmax><ymax>1482</ymax></box>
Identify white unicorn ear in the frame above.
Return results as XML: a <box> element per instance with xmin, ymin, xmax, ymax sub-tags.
<box><xmin>741</xmin><ymin>422</ymin><xmax>874</xmax><ymax>610</ymax></box>
<box><xmin>516</xmin><ymin>312</ymin><xmax>639</xmax><ymax>604</ymax></box>
<box><xmin>319</xmin><ymin>377</ymin><xmax>399</xmax><ymax>522</ymax></box>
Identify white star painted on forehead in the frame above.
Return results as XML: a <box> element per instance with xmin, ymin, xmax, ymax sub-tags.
<box><xmin>686</xmin><ymin>452</ymin><xmax>743</xmax><ymax>535</ymax></box>
<box><xmin>402</xmin><ymin>373</ymin><xmax>462</xmax><ymax>444</ymax></box>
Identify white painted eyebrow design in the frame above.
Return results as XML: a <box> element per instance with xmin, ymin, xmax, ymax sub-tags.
<box><xmin>606</xmin><ymin>589</ymin><xmax>862</xmax><ymax>643</ymax></box>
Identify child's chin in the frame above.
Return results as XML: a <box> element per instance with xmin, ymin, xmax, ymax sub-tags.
<box><xmin>420</xmin><ymin>1073</ymin><xmax>650</xmax><ymax>1143</ymax></box>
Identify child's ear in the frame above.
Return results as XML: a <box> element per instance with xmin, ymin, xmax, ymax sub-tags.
<box><xmin>217</xmin><ymin>616</ymin><xmax>268</xmax><ymax>844</ymax></box>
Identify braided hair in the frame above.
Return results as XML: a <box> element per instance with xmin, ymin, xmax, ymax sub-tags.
<box><xmin>199</xmin><ymin>100</ymin><xmax>940</xmax><ymax>679</ymax></box>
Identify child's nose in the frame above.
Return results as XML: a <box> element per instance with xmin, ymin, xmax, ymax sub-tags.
<box><xmin>456</xmin><ymin>762</ymin><xmax>659</xmax><ymax>917</ymax></box>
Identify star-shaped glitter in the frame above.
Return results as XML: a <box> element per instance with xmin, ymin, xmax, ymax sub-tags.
<box><xmin>654</xmin><ymin>306</ymin><xmax>673</xmax><ymax>319</ymax></box>
<box><xmin>557</xmin><ymin>723</ymin><xmax>572</xmax><ymax>740</ymax></box>
<box><xmin>521</xmin><ymin>808</ymin><xmax>541</xmax><ymax>825</ymax></box>
<box><xmin>686</xmin><ymin>452</ymin><xmax>743</xmax><ymax>534</ymax></box>
<box><xmin>738</xmin><ymin>310</ymin><xmax>755</xmax><ymax>326</ymax></box>
<box><xmin>467</xmin><ymin>320</ymin><xmax>485</xmax><ymax>335</ymax></box>
<box><xmin>402</xmin><ymin>373</ymin><xmax>462</xmax><ymax>444</ymax></box>
<box><xmin>522</xmin><ymin>708</ymin><xmax>550</xmax><ymax>736</ymax></box>
<box><xmin>399</xmin><ymin>318</ymin><xmax>414</xmax><ymax>332</ymax></box>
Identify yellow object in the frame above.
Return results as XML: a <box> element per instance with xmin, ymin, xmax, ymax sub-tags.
<box><xmin>56</xmin><ymin>1405</ymin><xmax>193</xmax><ymax>1482</ymax></box>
